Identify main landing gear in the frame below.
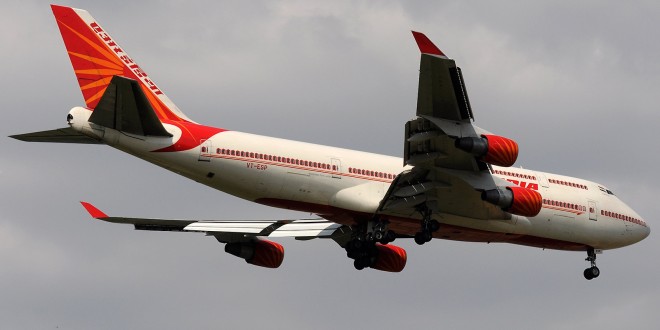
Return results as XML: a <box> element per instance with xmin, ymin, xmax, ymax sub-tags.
<box><xmin>346</xmin><ymin>218</ymin><xmax>396</xmax><ymax>270</ymax></box>
<box><xmin>414</xmin><ymin>207</ymin><xmax>439</xmax><ymax>245</ymax></box>
<box><xmin>583</xmin><ymin>248</ymin><xmax>600</xmax><ymax>280</ymax></box>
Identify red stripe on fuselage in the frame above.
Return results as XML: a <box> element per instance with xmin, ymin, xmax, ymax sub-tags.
<box><xmin>153</xmin><ymin>121</ymin><xmax>226</xmax><ymax>152</ymax></box>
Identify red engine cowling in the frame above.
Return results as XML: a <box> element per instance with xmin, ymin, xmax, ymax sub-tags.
<box><xmin>481</xmin><ymin>135</ymin><xmax>519</xmax><ymax>167</ymax></box>
<box><xmin>482</xmin><ymin>186</ymin><xmax>542</xmax><ymax>217</ymax></box>
<box><xmin>455</xmin><ymin>134</ymin><xmax>519</xmax><ymax>167</ymax></box>
<box><xmin>371</xmin><ymin>243</ymin><xmax>407</xmax><ymax>273</ymax></box>
<box><xmin>224</xmin><ymin>239</ymin><xmax>284</xmax><ymax>268</ymax></box>
<box><xmin>506</xmin><ymin>186</ymin><xmax>542</xmax><ymax>217</ymax></box>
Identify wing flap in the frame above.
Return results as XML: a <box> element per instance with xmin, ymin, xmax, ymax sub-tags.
<box><xmin>184</xmin><ymin>222</ymin><xmax>273</xmax><ymax>234</ymax></box>
<box><xmin>185</xmin><ymin>220</ymin><xmax>342</xmax><ymax>238</ymax></box>
<box><xmin>268</xmin><ymin>222</ymin><xmax>342</xmax><ymax>237</ymax></box>
<box><xmin>404</xmin><ymin>117</ymin><xmax>483</xmax><ymax>171</ymax></box>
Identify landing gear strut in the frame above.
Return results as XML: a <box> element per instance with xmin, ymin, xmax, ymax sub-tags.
<box><xmin>583</xmin><ymin>248</ymin><xmax>600</xmax><ymax>280</ymax></box>
<box><xmin>346</xmin><ymin>218</ymin><xmax>396</xmax><ymax>270</ymax></box>
<box><xmin>414</xmin><ymin>207</ymin><xmax>439</xmax><ymax>245</ymax></box>
<box><xmin>367</xmin><ymin>219</ymin><xmax>396</xmax><ymax>245</ymax></box>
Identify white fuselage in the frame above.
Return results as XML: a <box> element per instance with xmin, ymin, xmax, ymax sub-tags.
<box><xmin>68</xmin><ymin>107</ymin><xmax>650</xmax><ymax>251</ymax></box>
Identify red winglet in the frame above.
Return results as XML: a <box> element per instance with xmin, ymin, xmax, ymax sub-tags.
<box><xmin>411</xmin><ymin>31</ymin><xmax>446</xmax><ymax>57</ymax></box>
<box><xmin>80</xmin><ymin>201</ymin><xmax>108</xmax><ymax>219</ymax></box>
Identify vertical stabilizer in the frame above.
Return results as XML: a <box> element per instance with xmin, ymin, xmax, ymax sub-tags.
<box><xmin>51</xmin><ymin>4</ymin><xmax>193</xmax><ymax>123</ymax></box>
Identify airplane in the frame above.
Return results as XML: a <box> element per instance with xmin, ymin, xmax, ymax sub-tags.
<box><xmin>10</xmin><ymin>4</ymin><xmax>650</xmax><ymax>279</ymax></box>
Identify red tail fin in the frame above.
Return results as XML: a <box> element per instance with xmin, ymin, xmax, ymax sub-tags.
<box><xmin>51</xmin><ymin>5</ymin><xmax>192</xmax><ymax>122</ymax></box>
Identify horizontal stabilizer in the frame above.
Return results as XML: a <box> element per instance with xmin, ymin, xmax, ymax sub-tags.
<box><xmin>80</xmin><ymin>201</ymin><xmax>194</xmax><ymax>231</ymax></box>
<box><xmin>90</xmin><ymin>76</ymin><xmax>172</xmax><ymax>137</ymax></box>
<box><xmin>9</xmin><ymin>127</ymin><xmax>102</xmax><ymax>144</ymax></box>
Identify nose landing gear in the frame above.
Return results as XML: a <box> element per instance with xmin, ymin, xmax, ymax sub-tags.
<box><xmin>583</xmin><ymin>248</ymin><xmax>600</xmax><ymax>280</ymax></box>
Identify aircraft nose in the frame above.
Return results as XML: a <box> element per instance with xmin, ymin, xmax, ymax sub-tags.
<box><xmin>633</xmin><ymin>218</ymin><xmax>651</xmax><ymax>243</ymax></box>
<box><xmin>641</xmin><ymin>220</ymin><xmax>651</xmax><ymax>240</ymax></box>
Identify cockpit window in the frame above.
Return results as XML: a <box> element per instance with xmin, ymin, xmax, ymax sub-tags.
<box><xmin>598</xmin><ymin>185</ymin><xmax>615</xmax><ymax>195</ymax></box>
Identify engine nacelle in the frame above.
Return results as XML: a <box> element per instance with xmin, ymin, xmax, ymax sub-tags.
<box><xmin>455</xmin><ymin>134</ymin><xmax>519</xmax><ymax>167</ymax></box>
<box><xmin>481</xmin><ymin>186</ymin><xmax>542</xmax><ymax>217</ymax></box>
<box><xmin>371</xmin><ymin>243</ymin><xmax>407</xmax><ymax>273</ymax></box>
<box><xmin>225</xmin><ymin>239</ymin><xmax>284</xmax><ymax>268</ymax></box>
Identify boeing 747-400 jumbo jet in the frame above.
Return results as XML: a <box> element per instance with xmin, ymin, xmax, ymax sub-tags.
<box><xmin>11</xmin><ymin>5</ymin><xmax>650</xmax><ymax>279</ymax></box>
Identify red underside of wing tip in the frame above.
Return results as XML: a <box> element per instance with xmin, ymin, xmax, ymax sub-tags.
<box><xmin>411</xmin><ymin>31</ymin><xmax>445</xmax><ymax>56</ymax></box>
<box><xmin>80</xmin><ymin>201</ymin><xmax>108</xmax><ymax>218</ymax></box>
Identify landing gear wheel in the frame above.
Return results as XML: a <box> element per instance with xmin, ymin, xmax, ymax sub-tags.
<box><xmin>384</xmin><ymin>230</ymin><xmax>396</xmax><ymax>243</ymax></box>
<box><xmin>415</xmin><ymin>231</ymin><xmax>428</xmax><ymax>245</ymax></box>
<box><xmin>583</xmin><ymin>267</ymin><xmax>600</xmax><ymax>280</ymax></box>
<box><xmin>354</xmin><ymin>258</ymin><xmax>367</xmax><ymax>270</ymax></box>
<box><xmin>347</xmin><ymin>219</ymin><xmax>395</xmax><ymax>269</ymax></box>
<box><xmin>583</xmin><ymin>249</ymin><xmax>601</xmax><ymax>280</ymax></box>
<box><xmin>583</xmin><ymin>268</ymin><xmax>594</xmax><ymax>280</ymax></box>
<box><xmin>349</xmin><ymin>239</ymin><xmax>363</xmax><ymax>250</ymax></box>
<box><xmin>415</xmin><ymin>206</ymin><xmax>438</xmax><ymax>245</ymax></box>
<box><xmin>353</xmin><ymin>256</ymin><xmax>372</xmax><ymax>270</ymax></box>
<box><xmin>423</xmin><ymin>230</ymin><xmax>432</xmax><ymax>242</ymax></box>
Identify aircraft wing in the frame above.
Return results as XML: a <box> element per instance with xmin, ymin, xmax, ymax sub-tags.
<box><xmin>80</xmin><ymin>202</ymin><xmax>347</xmax><ymax>241</ymax></box>
<box><xmin>376</xmin><ymin>32</ymin><xmax>539</xmax><ymax>221</ymax></box>
<box><xmin>406</xmin><ymin>31</ymin><xmax>497</xmax><ymax>172</ymax></box>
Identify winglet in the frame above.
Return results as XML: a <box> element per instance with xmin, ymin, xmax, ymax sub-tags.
<box><xmin>80</xmin><ymin>201</ymin><xmax>108</xmax><ymax>219</ymax></box>
<box><xmin>411</xmin><ymin>31</ymin><xmax>447</xmax><ymax>57</ymax></box>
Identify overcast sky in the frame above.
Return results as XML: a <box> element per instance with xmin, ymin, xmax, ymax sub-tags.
<box><xmin>2</xmin><ymin>0</ymin><xmax>659</xmax><ymax>329</ymax></box>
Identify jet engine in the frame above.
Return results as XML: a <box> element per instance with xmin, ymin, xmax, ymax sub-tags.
<box><xmin>481</xmin><ymin>186</ymin><xmax>542</xmax><ymax>217</ymax></box>
<box><xmin>371</xmin><ymin>243</ymin><xmax>407</xmax><ymax>273</ymax></box>
<box><xmin>455</xmin><ymin>134</ymin><xmax>519</xmax><ymax>167</ymax></box>
<box><xmin>225</xmin><ymin>239</ymin><xmax>284</xmax><ymax>268</ymax></box>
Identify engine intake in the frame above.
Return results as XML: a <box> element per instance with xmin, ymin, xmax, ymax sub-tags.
<box><xmin>371</xmin><ymin>243</ymin><xmax>407</xmax><ymax>273</ymax></box>
<box><xmin>455</xmin><ymin>134</ymin><xmax>519</xmax><ymax>167</ymax></box>
<box><xmin>482</xmin><ymin>186</ymin><xmax>542</xmax><ymax>217</ymax></box>
<box><xmin>225</xmin><ymin>239</ymin><xmax>284</xmax><ymax>268</ymax></box>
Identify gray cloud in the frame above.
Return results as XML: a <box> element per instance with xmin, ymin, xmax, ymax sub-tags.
<box><xmin>1</xmin><ymin>0</ymin><xmax>659</xmax><ymax>329</ymax></box>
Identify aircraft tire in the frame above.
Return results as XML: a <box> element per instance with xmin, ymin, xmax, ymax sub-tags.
<box><xmin>414</xmin><ymin>232</ymin><xmax>426</xmax><ymax>245</ymax></box>
<box><xmin>584</xmin><ymin>267</ymin><xmax>600</xmax><ymax>280</ymax></box>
